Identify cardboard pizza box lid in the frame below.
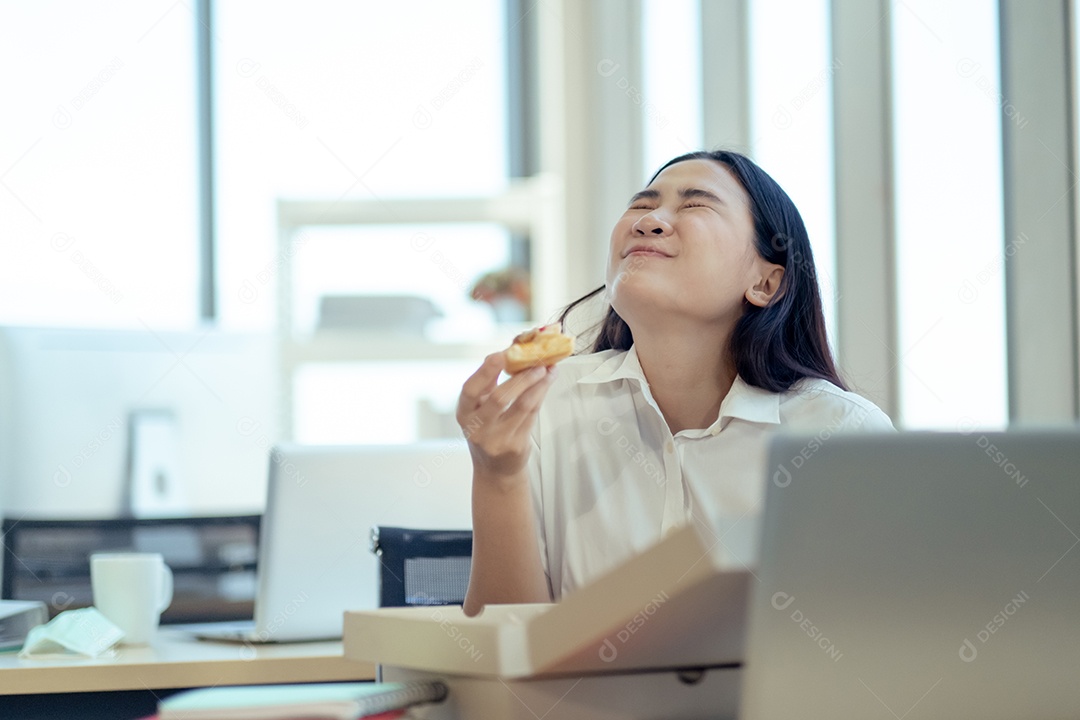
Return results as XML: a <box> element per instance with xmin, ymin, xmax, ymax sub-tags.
<box><xmin>344</xmin><ymin>522</ymin><xmax>749</xmax><ymax>679</ymax></box>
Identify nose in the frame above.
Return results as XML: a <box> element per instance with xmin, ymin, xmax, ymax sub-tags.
<box><xmin>632</xmin><ymin>210</ymin><xmax>672</xmax><ymax>236</ymax></box>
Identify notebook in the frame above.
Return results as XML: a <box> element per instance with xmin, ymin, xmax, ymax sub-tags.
<box><xmin>187</xmin><ymin>442</ymin><xmax>472</xmax><ymax>643</ymax></box>
<box><xmin>740</xmin><ymin>430</ymin><xmax>1080</xmax><ymax>719</ymax></box>
<box><xmin>158</xmin><ymin>680</ymin><xmax>448</xmax><ymax>719</ymax></box>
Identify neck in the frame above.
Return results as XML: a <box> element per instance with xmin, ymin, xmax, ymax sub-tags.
<box><xmin>631</xmin><ymin>321</ymin><xmax>738</xmax><ymax>435</ymax></box>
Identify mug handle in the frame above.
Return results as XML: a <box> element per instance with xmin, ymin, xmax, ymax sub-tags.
<box><xmin>158</xmin><ymin>564</ymin><xmax>174</xmax><ymax>613</ymax></box>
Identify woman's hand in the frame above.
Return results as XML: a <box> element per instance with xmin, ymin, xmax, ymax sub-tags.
<box><xmin>456</xmin><ymin>352</ymin><xmax>556</xmax><ymax>482</ymax></box>
<box><xmin>459</xmin><ymin>352</ymin><xmax>556</xmax><ymax>614</ymax></box>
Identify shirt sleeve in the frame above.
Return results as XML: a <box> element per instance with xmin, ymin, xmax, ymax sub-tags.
<box><xmin>837</xmin><ymin>393</ymin><xmax>896</xmax><ymax>432</ymax></box>
<box><xmin>787</xmin><ymin>382</ymin><xmax>897</xmax><ymax>433</ymax></box>
<box><xmin>857</xmin><ymin>405</ymin><xmax>896</xmax><ymax>432</ymax></box>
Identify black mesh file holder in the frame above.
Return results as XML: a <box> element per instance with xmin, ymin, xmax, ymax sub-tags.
<box><xmin>370</xmin><ymin>526</ymin><xmax>472</xmax><ymax>608</ymax></box>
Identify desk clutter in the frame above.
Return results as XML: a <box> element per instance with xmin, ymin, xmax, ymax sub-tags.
<box><xmin>19</xmin><ymin>606</ymin><xmax>123</xmax><ymax>658</ymax></box>
<box><xmin>4</xmin><ymin>432</ymin><xmax>1077</xmax><ymax>719</ymax></box>
<box><xmin>0</xmin><ymin>599</ymin><xmax>48</xmax><ymax>651</ymax></box>
<box><xmin>1</xmin><ymin>515</ymin><xmax>259</xmax><ymax>625</ymax></box>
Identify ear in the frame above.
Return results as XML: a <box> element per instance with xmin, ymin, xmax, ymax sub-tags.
<box><xmin>745</xmin><ymin>263</ymin><xmax>784</xmax><ymax>308</ymax></box>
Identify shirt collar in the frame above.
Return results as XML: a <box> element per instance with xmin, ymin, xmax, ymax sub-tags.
<box><xmin>716</xmin><ymin>375</ymin><xmax>781</xmax><ymax>429</ymax></box>
<box><xmin>577</xmin><ymin>345</ymin><xmax>648</xmax><ymax>386</ymax></box>
<box><xmin>577</xmin><ymin>346</ymin><xmax>782</xmax><ymax>434</ymax></box>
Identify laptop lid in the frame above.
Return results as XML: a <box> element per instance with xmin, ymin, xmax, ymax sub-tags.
<box><xmin>741</xmin><ymin>430</ymin><xmax>1080</xmax><ymax>719</ymax></box>
<box><xmin>251</xmin><ymin>441</ymin><xmax>472</xmax><ymax>642</ymax></box>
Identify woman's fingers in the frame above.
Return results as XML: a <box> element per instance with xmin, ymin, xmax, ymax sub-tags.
<box><xmin>456</xmin><ymin>356</ymin><xmax>555</xmax><ymax>469</ymax></box>
<box><xmin>498</xmin><ymin>366</ymin><xmax>557</xmax><ymax>435</ymax></box>
<box><xmin>459</xmin><ymin>356</ymin><xmax>550</xmax><ymax>421</ymax></box>
<box><xmin>488</xmin><ymin>365</ymin><xmax>548</xmax><ymax>411</ymax></box>
<box><xmin>457</xmin><ymin>353</ymin><xmax>506</xmax><ymax>421</ymax></box>
<box><xmin>473</xmin><ymin>368</ymin><xmax>555</xmax><ymax>451</ymax></box>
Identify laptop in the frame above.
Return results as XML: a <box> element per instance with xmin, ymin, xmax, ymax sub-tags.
<box><xmin>187</xmin><ymin>441</ymin><xmax>473</xmax><ymax>643</ymax></box>
<box><xmin>740</xmin><ymin>430</ymin><xmax>1080</xmax><ymax>719</ymax></box>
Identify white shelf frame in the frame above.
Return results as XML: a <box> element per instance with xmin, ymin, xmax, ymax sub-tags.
<box><xmin>275</xmin><ymin>175</ymin><xmax>565</xmax><ymax>440</ymax></box>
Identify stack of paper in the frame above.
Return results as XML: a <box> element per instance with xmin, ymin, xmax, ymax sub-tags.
<box><xmin>0</xmin><ymin>600</ymin><xmax>48</xmax><ymax>652</ymax></box>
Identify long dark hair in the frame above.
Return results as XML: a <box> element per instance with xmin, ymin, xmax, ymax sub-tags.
<box><xmin>558</xmin><ymin>149</ymin><xmax>846</xmax><ymax>393</ymax></box>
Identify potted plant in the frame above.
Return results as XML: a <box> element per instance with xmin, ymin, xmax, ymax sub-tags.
<box><xmin>469</xmin><ymin>267</ymin><xmax>531</xmax><ymax>323</ymax></box>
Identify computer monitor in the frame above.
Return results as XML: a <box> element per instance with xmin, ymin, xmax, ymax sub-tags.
<box><xmin>0</xmin><ymin>326</ymin><xmax>277</xmax><ymax>517</ymax></box>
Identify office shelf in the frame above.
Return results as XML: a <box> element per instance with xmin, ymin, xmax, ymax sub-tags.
<box><xmin>280</xmin><ymin>331</ymin><xmax>518</xmax><ymax>365</ymax></box>
<box><xmin>275</xmin><ymin>176</ymin><xmax>564</xmax><ymax>440</ymax></box>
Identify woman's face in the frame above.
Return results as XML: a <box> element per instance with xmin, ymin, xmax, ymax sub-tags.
<box><xmin>606</xmin><ymin>159</ymin><xmax>777</xmax><ymax>330</ymax></box>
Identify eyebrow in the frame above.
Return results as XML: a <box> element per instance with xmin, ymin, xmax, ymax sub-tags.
<box><xmin>628</xmin><ymin>187</ymin><xmax>726</xmax><ymax>205</ymax></box>
<box><xmin>629</xmin><ymin>189</ymin><xmax>659</xmax><ymax>205</ymax></box>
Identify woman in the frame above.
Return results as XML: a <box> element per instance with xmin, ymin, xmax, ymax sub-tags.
<box><xmin>457</xmin><ymin>150</ymin><xmax>893</xmax><ymax>615</ymax></box>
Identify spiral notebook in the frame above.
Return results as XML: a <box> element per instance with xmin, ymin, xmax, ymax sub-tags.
<box><xmin>158</xmin><ymin>680</ymin><xmax>448</xmax><ymax>720</ymax></box>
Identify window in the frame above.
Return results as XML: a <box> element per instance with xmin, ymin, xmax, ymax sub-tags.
<box><xmin>641</xmin><ymin>0</ymin><xmax>703</xmax><ymax>175</ymax></box>
<box><xmin>891</xmin><ymin>0</ymin><xmax>1006</xmax><ymax>429</ymax></box>
<box><xmin>212</xmin><ymin>0</ymin><xmax>510</xmax><ymax>331</ymax></box>
<box><xmin>212</xmin><ymin>1</ymin><xmax>513</xmax><ymax>442</ymax></box>
<box><xmin>0</xmin><ymin>1</ymin><xmax>200</xmax><ymax>328</ymax></box>
<box><xmin>749</xmin><ymin>0</ymin><xmax>838</xmax><ymax>347</ymax></box>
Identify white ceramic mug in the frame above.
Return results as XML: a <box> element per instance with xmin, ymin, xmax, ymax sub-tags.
<box><xmin>90</xmin><ymin>552</ymin><xmax>174</xmax><ymax>645</ymax></box>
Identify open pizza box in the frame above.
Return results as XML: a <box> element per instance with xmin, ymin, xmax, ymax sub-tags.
<box><xmin>343</xmin><ymin>523</ymin><xmax>750</xmax><ymax>719</ymax></box>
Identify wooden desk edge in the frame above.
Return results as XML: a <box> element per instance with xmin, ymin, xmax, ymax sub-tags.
<box><xmin>1</xmin><ymin>655</ymin><xmax>377</xmax><ymax>695</ymax></box>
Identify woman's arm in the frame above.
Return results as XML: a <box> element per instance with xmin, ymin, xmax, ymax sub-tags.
<box><xmin>465</xmin><ymin>466</ymin><xmax>550</xmax><ymax>615</ymax></box>
<box><xmin>457</xmin><ymin>353</ymin><xmax>555</xmax><ymax>616</ymax></box>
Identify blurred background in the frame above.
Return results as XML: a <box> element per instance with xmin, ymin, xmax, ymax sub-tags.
<box><xmin>0</xmin><ymin>0</ymin><xmax>1077</xmax><ymax>517</ymax></box>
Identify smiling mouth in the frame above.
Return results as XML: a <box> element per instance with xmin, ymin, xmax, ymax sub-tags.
<box><xmin>625</xmin><ymin>247</ymin><xmax>672</xmax><ymax>258</ymax></box>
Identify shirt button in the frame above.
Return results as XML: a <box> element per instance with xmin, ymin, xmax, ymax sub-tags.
<box><xmin>665</xmin><ymin>441</ymin><xmax>674</xmax><ymax>453</ymax></box>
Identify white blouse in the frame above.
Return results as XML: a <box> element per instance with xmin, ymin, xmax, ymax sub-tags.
<box><xmin>528</xmin><ymin>346</ymin><xmax>895</xmax><ymax>599</ymax></box>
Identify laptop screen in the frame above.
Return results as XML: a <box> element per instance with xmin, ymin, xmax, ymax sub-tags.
<box><xmin>251</xmin><ymin>441</ymin><xmax>473</xmax><ymax>642</ymax></box>
<box><xmin>741</xmin><ymin>431</ymin><xmax>1080</xmax><ymax>719</ymax></box>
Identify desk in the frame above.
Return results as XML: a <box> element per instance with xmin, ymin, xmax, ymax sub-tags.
<box><xmin>0</xmin><ymin>628</ymin><xmax>375</xmax><ymax>719</ymax></box>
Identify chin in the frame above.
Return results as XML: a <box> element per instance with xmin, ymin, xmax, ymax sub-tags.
<box><xmin>609</xmin><ymin>285</ymin><xmax>667</xmax><ymax>323</ymax></box>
